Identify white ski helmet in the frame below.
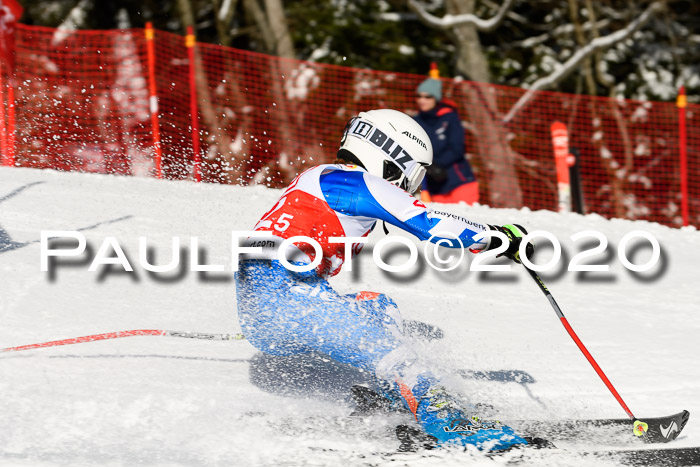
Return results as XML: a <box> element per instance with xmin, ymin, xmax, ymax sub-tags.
<box><xmin>338</xmin><ymin>109</ymin><xmax>433</xmax><ymax>193</ymax></box>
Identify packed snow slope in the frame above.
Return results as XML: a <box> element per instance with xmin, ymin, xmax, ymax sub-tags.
<box><xmin>1</xmin><ymin>167</ymin><xmax>699</xmax><ymax>466</ymax></box>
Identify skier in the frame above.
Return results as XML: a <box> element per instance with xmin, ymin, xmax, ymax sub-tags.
<box><xmin>235</xmin><ymin>109</ymin><xmax>533</xmax><ymax>451</ymax></box>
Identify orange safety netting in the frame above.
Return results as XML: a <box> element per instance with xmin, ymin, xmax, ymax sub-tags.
<box><xmin>2</xmin><ymin>24</ymin><xmax>698</xmax><ymax>228</ymax></box>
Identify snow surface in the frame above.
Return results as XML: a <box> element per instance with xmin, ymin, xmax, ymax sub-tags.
<box><xmin>1</xmin><ymin>167</ymin><xmax>699</xmax><ymax>466</ymax></box>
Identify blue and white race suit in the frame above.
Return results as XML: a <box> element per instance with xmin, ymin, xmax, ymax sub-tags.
<box><xmin>235</xmin><ymin>164</ymin><xmax>525</xmax><ymax>450</ymax></box>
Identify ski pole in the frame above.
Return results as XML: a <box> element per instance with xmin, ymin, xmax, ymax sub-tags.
<box><xmin>1</xmin><ymin>329</ymin><xmax>246</xmax><ymax>353</ymax></box>
<box><xmin>522</xmin><ymin>265</ymin><xmax>650</xmax><ymax>439</ymax></box>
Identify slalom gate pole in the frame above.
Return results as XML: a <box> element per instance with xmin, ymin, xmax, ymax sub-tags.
<box><xmin>522</xmin><ymin>265</ymin><xmax>651</xmax><ymax>439</ymax></box>
<box><xmin>1</xmin><ymin>329</ymin><xmax>245</xmax><ymax>353</ymax></box>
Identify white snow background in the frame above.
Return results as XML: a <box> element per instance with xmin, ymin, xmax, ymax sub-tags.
<box><xmin>1</xmin><ymin>166</ymin><xmax>699</xmax><ymax>466</ymax></box>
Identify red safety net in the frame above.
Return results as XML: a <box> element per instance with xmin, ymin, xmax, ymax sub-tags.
<box><xmin>2</xmin><ymin>24</ymin><xmax>698</xmax><ymax>228</ymax></box>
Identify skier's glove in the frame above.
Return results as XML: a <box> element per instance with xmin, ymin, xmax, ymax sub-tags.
<box><xmin>486</xmin><ymin>224</ymin><xmax>533</xmax><ymax>264</ymax></box>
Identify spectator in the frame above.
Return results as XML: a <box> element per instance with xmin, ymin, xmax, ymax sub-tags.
<box><xmin>413</xmin><ymin>77</ymin><xmax>478</xmax><ymax>204</ymax></box>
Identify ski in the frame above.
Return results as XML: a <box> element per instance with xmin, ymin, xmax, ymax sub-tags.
<box><xmin>0</xmin><ymin>329</ymin><xmax>246</xmax><ymax>353</ymax></box>
<box><xmin>509</xmin><ymin>410</ymin><xmax>690</xmax><ymax>444</ymax></box>
<box><xmin>393</xmin><ymin>411</ymin><xmax>690</xmax><ymax>448</ymax></box>
<box><xmin>352</xmin><ymin>385</ymin><xmax>689</xmax><ymax>444</ymax></box>
<box><xmin>581</xmin><ymin>446</ymin><xmax>700</xmax><ymax>466</ymax></box>
<box><xmin>396</xmin><ymin>425</ymin><xmax>700</xmax><ymax>465</ymax></box>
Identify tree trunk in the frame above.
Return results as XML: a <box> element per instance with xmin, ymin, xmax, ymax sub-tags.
<box><xmin>242</xmin><ymin>0</ymin><xmax>299</xmax><ymax>185</ymax></box>
<box><xmin>569</xmin><ymin>0</ymin><xmax>625</xmax><ymax>218</ymax></box>
<box><xmin>588</xmin><ymin>0</ymin><xmax>635</xmax><ymax>213</ymax></box>
<box><xmin>176</xmin><ymin>0</ymin><xmax>241</xmax><ymax>182</ymax></box>
<box><xmin>213</xmin><ymin>0</ymin><xmax>239</xmax><ymax>47</ymax></box>
<box><xmin>264</xmin><ymin>0</ymin><xmax>294</xmax><ymax>59</ymax></box>
<box><xmin>242</xmin><ymin>0</ymin><xmax>276</xmax><ymax>53</ymax></box>
<box><xmin>446</xmin><ymin>0</ymin><xmax>523</xmax><ymax>208</ymax></box>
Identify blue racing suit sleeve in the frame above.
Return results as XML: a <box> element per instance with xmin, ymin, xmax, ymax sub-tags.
<box><xmin>320</xmin><ymin>168</ymin><xmax>488</xmax><ymax>250</ymax></box>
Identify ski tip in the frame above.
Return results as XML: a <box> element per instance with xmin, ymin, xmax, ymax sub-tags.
<box><xmin>639</xmin><ymin>410</ymin><xmax>690</xmax><ymax>443</ymax></box>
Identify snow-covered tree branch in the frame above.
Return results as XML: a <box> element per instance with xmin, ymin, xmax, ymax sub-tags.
<box><xmin>502</xmin><ymin>1</ymin><xmax>665</xmax><ymax>124</ymax></box>
<box><xmin>51</xmin><ymin>0</ymin><xmax>91</xmax><ymax>45</ymax></box>
<box><xmin>407</xmin><ymin>0</ymin><xmax>516</xmax><ymax>32</ymax></box>
<box><xmin>218</xmin><ymin>0</ymin><xmax>235</xmax><ymax>22</ymax></box>
<box><xmin>513</xmin><ymin>19</ymin><xmax>611</xmax><ymax>49</ymax></box>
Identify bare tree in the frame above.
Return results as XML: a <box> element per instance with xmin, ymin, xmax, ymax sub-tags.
<box><xmin>242</xmin><ymin>0</ymin><xmax>294</xmax><ymax>58</ymax></box>
<box><xmin>242</xmin><ymin>0</ymin><xmax>300</xmax><ymax>185</ymax></box>
<box><xmin>212</xmin><ymin>0</ymin><xmax>240</xmax><ymax>47</ymax></box>
<box><xmin>176</xmin><ymin>0</ymin><xmax>242</xmax><ymax>181</ymax></box>
<box><xmin>406</xmin><ymin>0</ymin><xmax>665</xmax><ymax>209</ymax></box>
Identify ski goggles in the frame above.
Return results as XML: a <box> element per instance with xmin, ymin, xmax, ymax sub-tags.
<box><xmin>383</xmin><ymin>159</ymin><xmax>427</xmax><ymax>193</ymax></box>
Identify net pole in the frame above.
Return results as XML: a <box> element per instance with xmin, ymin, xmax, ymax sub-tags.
<box><xmin>186</xmin><ymin>26</ymin><xmax>201</xmax><ymax>183</ymax></box>
<box><xmin>145</xmin><ymin>22</ymin><xmax>163</xmax><ymax>179</ymax></box>
<box><xmin>0</xmin><ymin>61</ymin><xmax>7</xmax><ymax>166</ymax></box>
<box><xmin>678</xmin><ymin>85</ymin><xmax>688</xmax><ymax>226</ymax></box>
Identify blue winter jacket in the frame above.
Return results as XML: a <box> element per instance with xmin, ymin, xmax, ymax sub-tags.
<box><xmin>413</xmin><ymin>102</ymin><xmax>476</xmax><ymax>195</ymax></box>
